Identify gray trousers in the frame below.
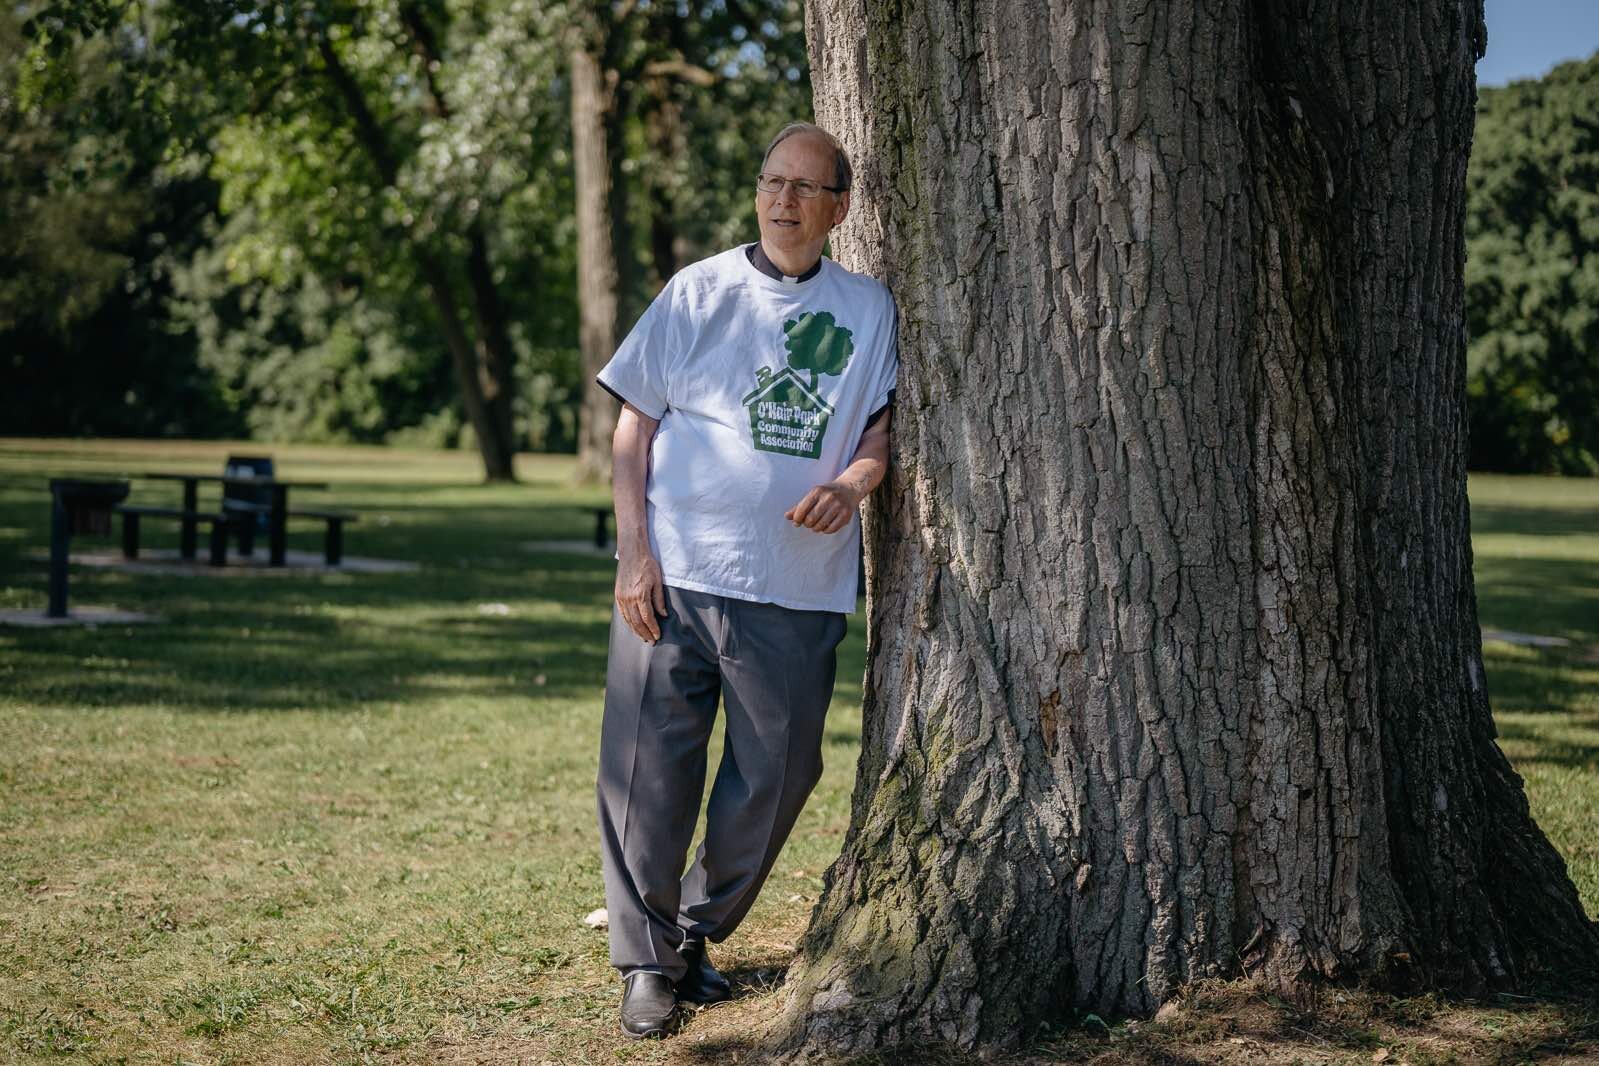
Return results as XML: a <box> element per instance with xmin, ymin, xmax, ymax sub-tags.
<box><xmin>596</xmin><ymin>584</ymin><xmax>847</xmax><ymax>980</ymax></box>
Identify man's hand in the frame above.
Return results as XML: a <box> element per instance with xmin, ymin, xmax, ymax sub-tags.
<box><xmin>785</xmin><ymin>481</ymin><xmax>863</xmax><ymax>535</ymax></box>
<box><xmin>785</xmin><ymin>410</ymin><xmax>891</xmax><ymax>535</ymax></box>
<box><xmin>615</xmin><ymin>550</ymin><xmax>668</xmax><ymax>643</ymax></box>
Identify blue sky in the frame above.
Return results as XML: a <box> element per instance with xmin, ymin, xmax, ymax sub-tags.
<box><xmin>1478</xmin><ymin>0</ymin><xmax>1599</xmax><ymax>86</ymax></box>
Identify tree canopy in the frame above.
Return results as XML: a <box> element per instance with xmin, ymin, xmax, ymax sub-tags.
<box><xmin>4</xmin><ymin>6</ymin><xmax>1593</xmax><ymax>481</ymax></box>
<box><xmin>783</xmin><ymin>310</ymin><xmax>853</xmax><ymax>385</ymax></box>
<box><xmin>1466</xmin><ymin>52</ymin><xmax>1599</xmax><ymax>474</ymax></box>
<box><xmin>5</xmin><ymin>0</ymin><xmax>809</xmax><ymax>469</ymax></box>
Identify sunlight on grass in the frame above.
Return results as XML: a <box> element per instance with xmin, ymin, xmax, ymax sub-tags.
<box><xmin>1</xmin><ymin>441</ymin><xmax>1594</xmax><ymax>1065</ymax></box>
<box><xmin>1469</xmin><ymin>474</ymin><xmax>1599</xmax><ymax>914</ymax></box>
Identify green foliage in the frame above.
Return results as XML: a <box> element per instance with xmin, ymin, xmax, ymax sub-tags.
<box><xmin>0</xmin><ymin>5</ymin><xmax>238</xmax><ymax>437</ymax></box>
<box><xmin>627</xmin><ymin>0</ymin><xmax>813</xmax><ymax>281</ymax></box>
<box><xmin>516</xmin><ymin>345</ymin><xmax>583</xmax><ymax>453</ymax></box>
<box><xmin>1467</xmin><ymin>52</ymin><xmax>1599</xmax><ymax>474</ymax></box>
<box><xmin>783</xmin><ymin>311</ymin><xmax>854</xmax><ymax>384</ymax></box>
<box><xmin>11</xmin><ymin>0</ymin><xmax>588</xmax><ymax>448</ymax></box>
<box><xmin>8</xmin><ymin>0</ymin><xmax>812</xmax><ymax>451</ymax></box>
<box><xmin>168</xmin><ymin>205</ymin><xmax>447</xmax><ymax>444</ymax></box>
<box><xmin>183</xmin><ymin>0</ymin><xmax>582</xmax><ymax>447</ymax></box>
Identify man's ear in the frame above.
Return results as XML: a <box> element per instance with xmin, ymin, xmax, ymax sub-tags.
<box><xmin>833</xmin><ymin>190</ymin><xmax>850</xmax><ymax>227</ymax></box>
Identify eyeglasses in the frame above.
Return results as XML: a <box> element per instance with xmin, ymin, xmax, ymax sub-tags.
<box><xmin>756</xmin><ymin>172</ymin><xmax>847</xmax><ymax>198</ymax></box>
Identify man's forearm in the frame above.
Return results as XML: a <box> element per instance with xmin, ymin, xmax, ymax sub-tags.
<box><xmin>836</xmin><ymin>418</ymin><xmax>890</xmax><ymax>504</ymax></box>
<box><xmin>612</xmin><ymin>406</ymin><xmax>658</xmax><ymax>558</ymax></box>
<box><xmin>833</xmin><ymin>453</ymin><xmax>887</xmax><ymax>504</ymax></box>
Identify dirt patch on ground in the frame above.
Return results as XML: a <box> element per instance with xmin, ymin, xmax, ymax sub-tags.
<box><xmin>656</xmin><ymin>977</ymin><xmax>1599</xmax><ymax>1066</ymax></box>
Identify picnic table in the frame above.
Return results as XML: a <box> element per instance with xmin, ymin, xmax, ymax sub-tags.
<box><xmin>129</xmin><ymin>472</ymin><xmax>335</xmax><ymax>567</ymax></box>
<box><xmin>48</xmin><ymin>478</ymin><xmax>129</xmax><ymax>617</ymax></box>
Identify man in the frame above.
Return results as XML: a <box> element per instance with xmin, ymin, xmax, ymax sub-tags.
<box><xmin>593</xmin><ymin>122</ymin><xmax>897</xmax><ymax>1039</ymax></box>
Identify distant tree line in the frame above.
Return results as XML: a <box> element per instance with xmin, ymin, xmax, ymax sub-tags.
<box><xmin>1467</xmin><ymin>52</ymin><xmax>1599</xmax><ymax>474</ymax></box>
<box><xmin>3</xmin><ymin>0</ymin><xmax>807</xmax><ymax>480</ymax></box>
<box><xmin>1</xmin><ymin>13</ymin><xmax>1593</xmax><ymax>477</ymax></box>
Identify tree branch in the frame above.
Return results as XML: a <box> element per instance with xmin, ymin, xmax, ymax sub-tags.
<box><xmin>642</xmin><ymin>58</ymin><xmax>718</xmax><ymax>87</ymax></box>
<box><xmin>398</xmin><ymin>4</ymin><xmax>452</xmax><ymax>119</ymax></box>
<box><xmin>314</xmin><ymin>33</ymin><xmax>399</xmax><ymax>185</ymax></box>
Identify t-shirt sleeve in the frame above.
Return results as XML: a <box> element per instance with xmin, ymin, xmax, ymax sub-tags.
<box><xmin>596</xmin><ymin>277</ymin><xmax>682</xmax><ymax>419</ymax></box>
<box><xmin>868</xmin><ymin>295</ymin><xmax>899</xmax><ymax>418</ymax></box>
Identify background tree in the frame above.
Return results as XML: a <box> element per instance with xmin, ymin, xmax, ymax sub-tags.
<box><xmin>567</xmin><ymin>0</ymin><xmax>812</xmax><ymax>482</ymax></box>
<box><xmin>1</xmin><ymin>4</ymin><xmax>236</xmax><ymax>438</ymax></box>
<box><xmin>1465</xmin><ymin>52</ymin><xmax>1599</xmax><ymax>475</ymax></box>
<box><xmin>164</xmin><ymin>0</ymin><xmax>582</xmax><ymax>456</ymax></box>
<box><xmin>12</xmin><ymin>0</ymin><xmax>810</xmax><ymax>471</ymax></box>
<box><xmin>568</xmin><ymin>1</ymin><xmax>626</xmax><ymax>484</ymax></box>
<box><xmin>20</xmin><ymin>0</ymin><xmax>574</xmax><ymax>479</ymax></box>
<box><xmin>774</xmin><ymin>0</ymin><xmax>1599</xmax><ymax>1058</ymax></box>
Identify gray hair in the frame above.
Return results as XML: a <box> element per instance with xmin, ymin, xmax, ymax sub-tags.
<box><xmin>761</xmin><ymin>122</ymin><xmax>852</xmax><ymax>192</ymax></box>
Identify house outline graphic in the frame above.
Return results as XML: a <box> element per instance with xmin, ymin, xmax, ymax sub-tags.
<box><xmin>741</xmin><ymin>365</ymin><xmax>836</xmax><ymax>413</ymax></box>
<box><xmin>742</xmin><ymin>366</ymin><xmax>836</xmax><ymax>459</ymax></box>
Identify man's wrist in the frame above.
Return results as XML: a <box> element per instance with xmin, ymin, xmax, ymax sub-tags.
<box><xmin>832</xmin><ymin>473</ymin><xmax>871</xmax><ymax>507</ymax></box>
<box><xmin>616</xmin><ymin>531</ymin><xmax>653</xmax><ymax>560</ymax></box>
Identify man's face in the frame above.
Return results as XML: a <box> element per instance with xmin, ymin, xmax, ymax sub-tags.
<box><xmin>756</xmin><ymin>133</ymin><xmax>849</xmax><ymax>265</ymax></box>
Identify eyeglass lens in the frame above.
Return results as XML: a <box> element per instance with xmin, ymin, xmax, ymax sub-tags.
<box><xmin>758</xmin><ymin>174</ymin><xmax>824</xmax><ymax>197</ymax></box>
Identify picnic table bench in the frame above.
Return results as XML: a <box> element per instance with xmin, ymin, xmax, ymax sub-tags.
<box><xmin>114</xmin><ymin>456</ymin><xmax>355</xmax><ymax>566</ymax></box>
<box><xmin>116</xmin><ymin>504</ymin><xmax>232</xmax><ymax>566</ymax></box>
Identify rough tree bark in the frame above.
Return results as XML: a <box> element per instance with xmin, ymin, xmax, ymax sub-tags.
<box><xmin>775</xmin><ymin>0</ymin><xmax>1599</xmax><ymax>1057</ymax></box>
<box><xmin>571</xmin><ymin>35</ymin><xmax>622</xmax><ymax>486</ymax></box>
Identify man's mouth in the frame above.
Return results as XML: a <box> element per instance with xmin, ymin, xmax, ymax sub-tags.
<box><xmin>772</xmin><ymin>218</ymin><xmax>800</xmax><ymax>228</ymax></box>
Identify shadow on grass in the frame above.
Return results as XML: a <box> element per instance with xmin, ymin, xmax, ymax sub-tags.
<box><xmin>1470</xmin><ymin>501</ymin><xmax>1599</xmax><ymax>538</ymax></box>
<box><xmin>1</xmin><ymin>471</ymin><xmax>881</xmax><ymax>717</ymax></box>
<box><xmin>1475</xmin><ymin>556</ymin><xmax>1599</xmax><ymax>644</ymax></box>
<box><xmin>1481</xmin><ymin>646</ymin><xmax>1599</xmax><ymax>712</ymax></box>
<box><xmin>676</xmin><ymin>980</ymin><xmax>1599</xmax><ymax>1066</ymax></box>
<box><xmin>1496</xmin><ymin>716</ymin><xmax>1599</xmax><ymax>770</ymax></box>
<box><xmin>1</xmin><ymin>496</ymin><xmax>621</xmax><ymax>713</ymax></box>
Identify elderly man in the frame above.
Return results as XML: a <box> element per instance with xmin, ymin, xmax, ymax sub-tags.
<box><xmin>593</xmin><ymin>122</ymin><xmax>897</xmax><ymax>1038</ymax></box>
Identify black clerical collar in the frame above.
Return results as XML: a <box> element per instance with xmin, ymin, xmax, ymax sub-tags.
<box><xmin>747</xmin><ymin>242</ymin><xmax>822</xmax><ymax>284</ymax></box>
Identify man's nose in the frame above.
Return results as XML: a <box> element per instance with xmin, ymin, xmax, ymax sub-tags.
<box><xmin>775</xmin><ymin>181</ymin><xmax>799</xmax><ymax>207</ymax></box>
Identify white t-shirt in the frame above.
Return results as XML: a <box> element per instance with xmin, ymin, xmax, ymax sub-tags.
<box><xmin>598</xmin><ymin>246</ymin><xmax>897</xmax><ymax>614</ymax></box>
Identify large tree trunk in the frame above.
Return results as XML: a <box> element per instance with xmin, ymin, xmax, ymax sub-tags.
<box><xmin>645</xmin><ymin>76</ymin><xmax>687</xmax><ymax>285</ymax></box>
<box><xmin>461</xmin><ymin>223</ymin><xmax>521</xmax><ymax>480</ymax></box>
<box><xmin>571</xmin><ymin>41</ymin><xmax>622</xmax><ymax>485</ymax></box>
<box><xmin>775</xmin><ymin>0</ymin><xmax>1598</xmax><ymax>1057</ymax></box>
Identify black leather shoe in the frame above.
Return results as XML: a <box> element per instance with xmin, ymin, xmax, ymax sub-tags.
<box><xmin>675</xmin><ymin>938</ymin><xmax>732</xmax><ymax>1005</ymax></box>
<box><xmin>619</xmin><ymin>970</ymin><xmax>678</xmax><ymax>1039</ymax></box>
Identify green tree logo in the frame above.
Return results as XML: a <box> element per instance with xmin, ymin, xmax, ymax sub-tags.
<box><xmin>783</xmin><ymin>312</ymin><xmax>855</xmax><ymax>391</ymax></box>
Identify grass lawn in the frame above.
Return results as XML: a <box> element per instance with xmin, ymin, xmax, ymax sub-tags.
<box><xmin>1</xmin><ymin>440</ymin><xmax>1594</xmax><ymax>1065</ymax></box>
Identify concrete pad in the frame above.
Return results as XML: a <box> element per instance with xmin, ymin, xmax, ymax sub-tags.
<box><xmin>0</xmin><ymin>606</ymin><xmax>161</xmax><ymax>627</ymax></box>
<box><xmin>1481</xmin><ymin>628</ymin><xmax>1572</xmax><ymax>648</ymax></box>
<box><xmin>32</xmin><ymin>548</ymin><xmax>418</xmax><ymax>576</ymax></box>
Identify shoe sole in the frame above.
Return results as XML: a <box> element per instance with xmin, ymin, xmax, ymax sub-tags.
<box><xmin>619</xmin><ymin>1019</ymin><xmax>674</xmax><ymax>1040</ymax></box>
<box><xmin>619</xmin><ymin>1008</ymin><xmax>679</xmax><ymax>1040</ymax></box>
